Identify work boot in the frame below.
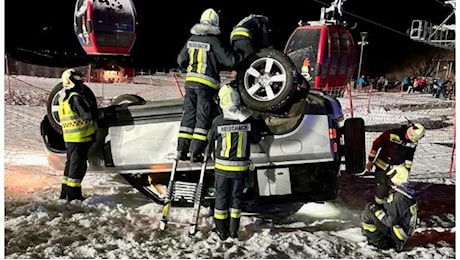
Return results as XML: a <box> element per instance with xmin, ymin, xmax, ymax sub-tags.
<box><xmin>176</xmin><ymin>151</ymin><xmax>190</xmax><ymax>161</ymax></box>
<box><xmin>75</xmin><ymin>187</ymin><xmax>86</xmax><ymax>201</ymax></box>
<box><xmin>190</xmin><ymin>152</ymin><xmax>204</xmax><ymax>163</ymax></box>
<box><xmin>59</xmin><ymin>184</ymin><xmax>67</xmax><ymax>200</ymax></box>
<box><xmin>214</xmin><ymin>218</ymin><xmax>230</xmax><ymax>240</ymax></box>
<box><xmin>67</xmin><ymin>186</ymin><xmax>85</xmax><ymax>202</ymax></box>
<box><xmin>230</xmin><ymin>217</ymin><xmax>240</xmax><ymax>239</ymax></box>
<box><xmin>229</xmin><ymin>231</ymin><xmax>239</xmax><ymax>239</ymax></box>
<box><xmin>215</xmin><ymin>229</ymin><xmax>229</xmax><ymax>241</ymax></box>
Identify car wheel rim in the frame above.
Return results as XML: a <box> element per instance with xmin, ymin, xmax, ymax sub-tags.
<box><xmin>244</xmin><ymin>57</ymin><xmax>287</xmax><ymax>102</ymax></box>
<box><xmin>50</xmin><ymin>92</ymin><xmax>61</xmax><ymax>127</ymax></box>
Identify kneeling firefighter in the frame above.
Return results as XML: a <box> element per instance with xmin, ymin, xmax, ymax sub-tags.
<box><xmin>361</xmin><ymin>165</ymin><xmax>418</xmax><ymax>252</ymax></box>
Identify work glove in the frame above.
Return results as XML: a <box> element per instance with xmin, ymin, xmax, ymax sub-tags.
<box><xmin>365</xmin><ymin>160</ymin><xmax>374</xmax><ymax>172</ymax></box>
<box><xmin>249</xmin><ymin>160</ymin><xmax>256</xmax><ymax>172</ymax></box>
<box><xmin>368</xmin><ymin>203</ymin><xmax>379</xmax><ymax>213</ymax></box>
<box><xmin>98</xmin><ymin>107</ymin><xmax>117</xmax><ymax>125</ymax></box>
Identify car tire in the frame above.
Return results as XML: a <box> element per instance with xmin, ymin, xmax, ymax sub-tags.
<box><xmin>236</xmin><ymin>48</ymin><xmax>300</xmax><ymax>112</ymax></box>
<box><xmin>344</xmin><ymin>117</ymin><xmax>366</xmax><ymax>173</ymax></box>
<box><xmin>112</xmin><ymin>94</ymin><xmax>146</xmax><ymax>105</ymax></box>
<box><xmin>46</xmin><ymin>82</ymin><xmax>97</xmax><ymax>134</ymax></box>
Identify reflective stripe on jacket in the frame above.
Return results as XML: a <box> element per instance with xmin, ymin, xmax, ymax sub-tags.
<box><xmin>177</xmin><ymin>24</ymin><xmax>240</xmax><ymax>90</ymax></box>
<box><xmin>368</xmin><ymin>126</ymin><xmax>417</xmax><ymax>171</ymax></box>
<box><xmin>374</xmin><ymin>188</ymin><xmax>418</xmax><ymax>242</ymax></box>
<box><xmin>208</xmin><ymin>114</ymin><xmax>262</xmax><ymax>178</ymax></box>
<box><xmin>59</xmin><ymin>92</ymin><xmax>97</xmax><ymax>142</ymax></box>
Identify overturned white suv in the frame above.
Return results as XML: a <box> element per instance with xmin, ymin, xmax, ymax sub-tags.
<box><xmin>40</xmin><ymin>48</ymin><xmax>365</xmax><ymax>212</ymax></box>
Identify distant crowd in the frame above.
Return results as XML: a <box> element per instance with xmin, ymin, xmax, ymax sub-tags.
<box><xmin>356</xmin><ymin>75</ymin><xmax>455</xmax><ymax>100</ymax></box>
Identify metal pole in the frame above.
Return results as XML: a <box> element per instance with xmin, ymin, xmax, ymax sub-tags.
<box><xmin>347</xmin><ymin>82</ymin><xmax>354</xmax><ymax>118</ymax></box>
<box><xmin>435</xmin><ymin>60</ymin><xmax>440</xmax><ymax>79</ymax></box>
<box><xmin>448</xmin><ymin>110</ymin><xmax>455</xmax><ymax>178</ymax></box>
<box><xmin>356</xmin><ymin>32</ymin><xmax>368</xmax><ymax>88</ymax></box>
<box><xmin>356</xmin><ymin>43</ymin><xmax>364</xmax><ymax>87</ymax></box>
<box><xmin>447</xmin><ymin>61</ymin><xmax>453</xmax><ymax>79</ymax></box>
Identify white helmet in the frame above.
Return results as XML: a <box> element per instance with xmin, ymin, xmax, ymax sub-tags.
<box><xmin>200</xmin><ymin>8</ymin><xmax>219</xmax><ymax>27</ymax></box>
<box><xmin>406</xmin><ymin>123</ymin><xmax>425</xmax><ymax>142</ymax></box>
<box><xmin>218</xmin><ymin>84</ymin><xmax>252</xmax><ymax>122</ymax></box>
<box><xmin>219</xmin><ymin>84</ymin><xmax>241</xmax><ymax>110</ymax></box>
<box><xmin>387</xmin><ymin>165</ymin><xmax>409</xmax><ymax>187</ymax></box>
<box><xmin>61</xmin><ymin>68</ymin><xmax>84</xmax><ymax>89</ymax></box>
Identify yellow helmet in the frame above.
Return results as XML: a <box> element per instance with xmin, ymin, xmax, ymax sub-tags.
<box><xmin>387</xmin><ymin>165</ymin><xmax>409</xmax><ymax>187</ymax></box>
<box><xmin>200</xmin><ymin>8</ymin><xmax>219</xmax><ymax>27</ymax></box>
<box><xmin>406</xmin><ymin>123</ymin><xmax>425</xmax><ymax>142</ymax></box>
<box><xmin>218</xmin><ymin>84</ymin><xmax>252</xmax><ymax>122</ymax></box>
<box><xmin>61</xmin><ymin>68</ymin><xmax>84</xmax><ymax>89</ymax></box>
<box><xmin>218</xmin><ymin>84</ymin><xmax>241</xmax><ymax>110</ymax></box>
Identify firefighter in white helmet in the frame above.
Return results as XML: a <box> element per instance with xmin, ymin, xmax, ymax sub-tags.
<box><xmin>365</xmin><ymin>122</ymin><xmax>425</xmax><ymax>208</ymax></box>
<box><xmin>58</xmin><ymin>68</ymin><xmax>100</xmax><ymax>201</ymax></box>
<box><xmin>207</xmin><ymin>83</ymin><xmax>262</xmax><ymax>240</ymax></box>
<box><xmin>176</xmin><ymin>8</ymin><xmax>243</xmax><ymax>163</ymax></box>
<box><xmin>361</xmin><ymin>165</ymin><xmax>418</xmax><ymax>252</ymax></box>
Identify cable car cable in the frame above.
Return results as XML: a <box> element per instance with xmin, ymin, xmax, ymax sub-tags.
<box><xmin>310</xmin><ymin>0</ymin><xmax>409</xmax><ymax>37</ymax></box>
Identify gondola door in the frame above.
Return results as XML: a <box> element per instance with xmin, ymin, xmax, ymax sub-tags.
<box><xmin>74</xmin><ymin>0</ymin><xmax>137</xmax><ymax>55</ymax></box>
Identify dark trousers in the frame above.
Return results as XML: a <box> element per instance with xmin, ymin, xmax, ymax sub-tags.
<box><xmin>214</xmin><ymin>174</ymin><xmax>245</xmax><ymax>234</ymax></box>
<box><xmin>374</xmin><ymin>168</ymin><xmax>390</xmax><ymax>203</ymax></box>
<box><xmin>61</xmin><ymin>141</ymin><xmax>92</xmax><ymax>201</ymax></box>
<box><xmin>177</xmin><ymin>86</ymin><xmax>217</xmax><ymax>155</ymax></box>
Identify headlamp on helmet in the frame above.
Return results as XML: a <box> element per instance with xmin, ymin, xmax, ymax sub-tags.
<box><xmin>61</xmin><ymin>68</ymin><xmax>84</xmax><ymax>89</ymax></box>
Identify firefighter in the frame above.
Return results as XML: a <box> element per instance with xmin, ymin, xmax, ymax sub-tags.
<box><xmin>230</xmin><ymin>13</ymin><xmax>309</xmax><ymax>94</ymax></box>
<box><xmin>230</xmin><ymin>14</ymin><xmax>272</xmax><ymax>60</ymax></box>
<box><xmin>58</xmin><ymin>68</ymin><xmax>100</xmax><ymax>201</ymax></box>
<box><xmin>361</xmin><ymin>165</ymin><xmax>418</xmax><ymax>252</ymax></box>
<box><xmin>208</xmin><ymin>83</ymin><xmax>262</xmax><ymax>240</ymax></box>
<box><xmin>365</xmin><ymin>122</ymin><xmax>425</xmax><ymax>208</ymax></box>
<box><xmin>176</xmin><ymin>8</ymin><xmax>243</xmax><ymax>163</ymax></box>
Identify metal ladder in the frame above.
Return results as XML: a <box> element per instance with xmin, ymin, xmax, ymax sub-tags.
<box><xmin>159</xmin><ymin>145</ymin><xmax>210</xmax><ymax>236</ymax></box>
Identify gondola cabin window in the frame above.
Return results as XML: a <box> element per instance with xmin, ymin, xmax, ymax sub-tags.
<box><xmin>74</xmin><ymin>0</ymin><xmax>137</xmax><ymax>55</ymax></box>
<box><xmin>284</xmin><ymin>25</ymin><xmax>356</xmax><ymax>93</ymax></box>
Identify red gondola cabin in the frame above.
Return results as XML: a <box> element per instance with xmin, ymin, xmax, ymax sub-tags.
<box><xmin>74</xmin><ymin>0</ymin><xmax>137</xmax><ymax>55</ymax></box>
<box><xmin>284</xmin><ymin>23</ymin><xmax>357</xmax><ymax>93</ymax></box>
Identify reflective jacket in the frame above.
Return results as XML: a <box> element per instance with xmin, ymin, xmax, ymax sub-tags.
<box><xmin>177</xmin><ymin>23</ymin><xmax>241</xmax><ymax>90</ymax></box>
<box><xmin>372</xmin><ymin>187</ymin><xmax>418</xmax><ymax>244</ymax></box>
<box><xmin>230</xmin><ymin>14</ymin><xmax>271</xmax><ymax>60</ymax></box>
<box><xmin>208</xmin><ymin>114</ymin><xmax>262</xmax><ymax>178</ymax></box>
<box><xmin>368</xmin><ymin>126</ymin><xmax>417</xmax><ymax>171</ymax></box>
<box><xmin>59</xmin><ymin>92</ymin><xmax>97</xmax><ymax>143</ymax></box>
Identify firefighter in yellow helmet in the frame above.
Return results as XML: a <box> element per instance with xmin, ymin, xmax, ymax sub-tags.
<box><xmin>365</xmin><ymin>122</ymin><xmax>425</xmax><ymax>208</ymax></box>
<box><xmin>58</xmin><ymin>68</ymin><xmax>100</xmax><ymax>201</ymax></box>
<box><xmin>361</xmin><ymin>165</ymin><xmax>418</xmax><ymax>252</ymax></box>
<box><xmin>207</xmin><ymin>83</ymin><xmax>262</xmax><ymax>240</ymax></box>
<box><xmin>176</xmin><ymin>8</ymin><xmax>243</xmax><ymax>163</ymax></box>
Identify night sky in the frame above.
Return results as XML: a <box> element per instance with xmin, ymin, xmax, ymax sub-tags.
<box><xmin>4</xmin><ymin>0</ymin><xmax>455</xmax><ymax>76</ymax></box>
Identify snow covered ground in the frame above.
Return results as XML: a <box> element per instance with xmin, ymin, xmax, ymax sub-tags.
<box><xmin>3</xmin><ymin>75</ymin><xmax>457</xmax><ymax>258</ymax></box>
